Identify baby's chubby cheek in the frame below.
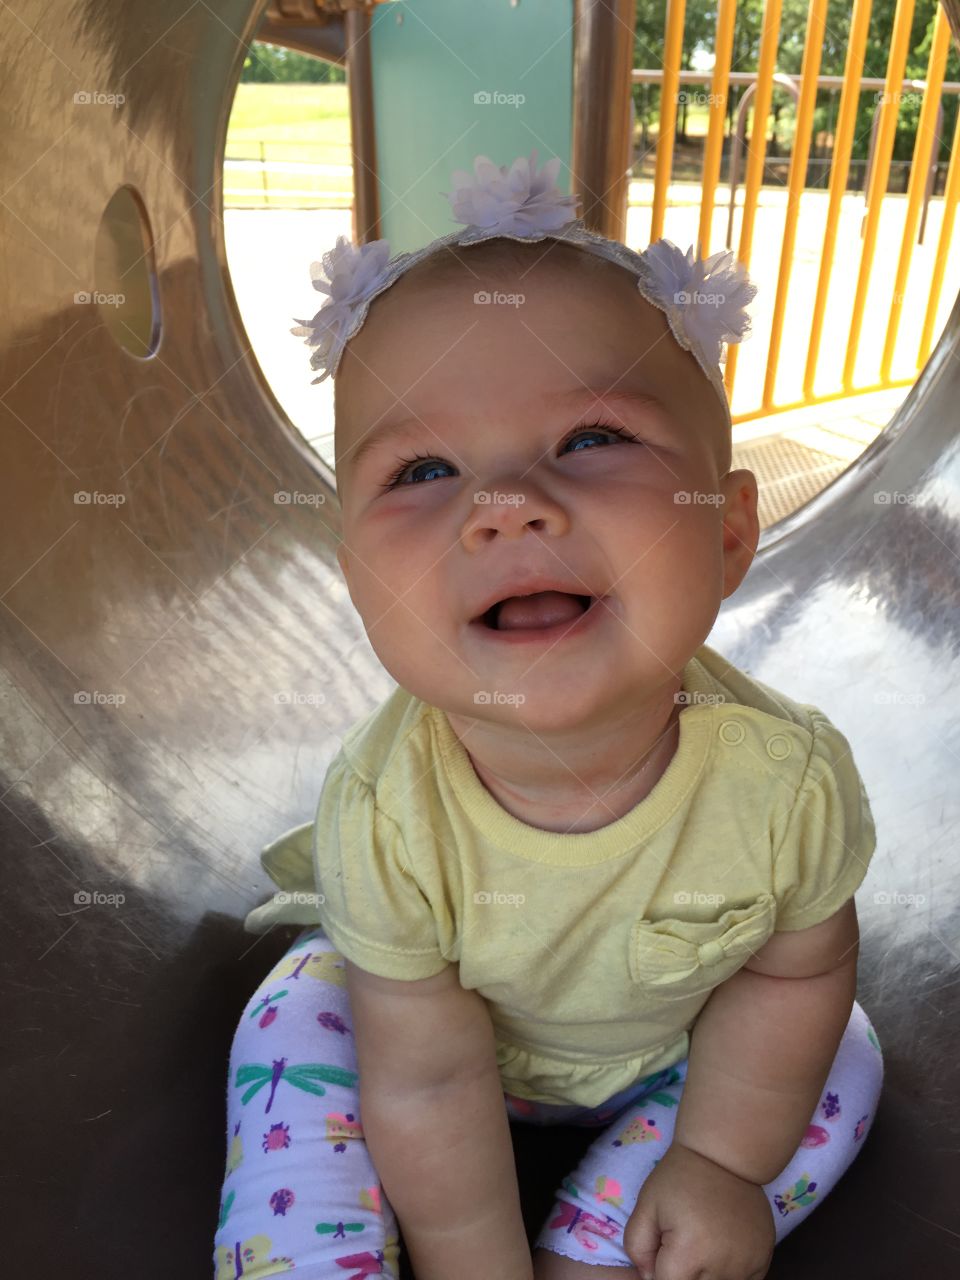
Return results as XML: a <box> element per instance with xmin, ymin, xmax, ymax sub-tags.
<box><xmin>360</xmin><ymin>601</ymin><xmax>458</xmax><ymax>708</ymax></box>
<box><xmin>614</xmin><ymin>501</ymin><xmax>726</xmax><ymax>643</ymax></box>
<box><xmin>336</xmin><ymin>539</ymin><xmax>451</xmax><ymax>680</ymax></box>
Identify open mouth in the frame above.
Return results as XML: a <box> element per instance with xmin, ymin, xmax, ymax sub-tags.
<box><xmin>474</xmin><ymin>591</ymin><xmax>595</xmax><ymax>632</ymax></box>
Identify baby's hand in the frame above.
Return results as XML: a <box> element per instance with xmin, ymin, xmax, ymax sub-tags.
<box><xmin>623</xmin><ymin>1141</ymin><xmax>775</xmax><ymax>1280</ymax></box>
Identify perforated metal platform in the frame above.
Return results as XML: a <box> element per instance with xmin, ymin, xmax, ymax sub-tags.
<box><xmin>731</xmin><ymin>392</ymin><xmax>899</xmax><ymax>528</ymax></box>
<box><xmin>733</xmin><ymin>433</ymin><xmax>859</xmax><ymax>528</ymax></box>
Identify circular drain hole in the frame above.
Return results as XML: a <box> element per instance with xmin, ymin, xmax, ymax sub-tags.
<box><xmin>93</xmin><ymin>184</ymin><xmax>161</xmax><ymax>357</ymax></box>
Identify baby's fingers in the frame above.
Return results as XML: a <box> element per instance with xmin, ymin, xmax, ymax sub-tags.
<box><xmin>621</xmin><ymin>1200</ymin><xmax>662</xmax><ymax>1280</ymax></box>
<box><xmin>635</xmin><ymin>1234</ymin><xmax>768</xmax><ymax>1280</ymax></box>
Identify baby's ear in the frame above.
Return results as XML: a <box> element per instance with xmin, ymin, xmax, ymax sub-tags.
<box><xmin>719</xmin><ymin>468</ymin><xmax>760</xmax><ymax>599</ymax></box>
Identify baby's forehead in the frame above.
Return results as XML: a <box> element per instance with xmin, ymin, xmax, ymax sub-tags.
<box><xmin>338</xmin><ymin>240</ymin><xmax>670</xmax><ymax>400</ymax></box>
<box><xmin>334</xmin><ymin>237</ymin><xmax>726</xmax><ymax>474</ymax></box>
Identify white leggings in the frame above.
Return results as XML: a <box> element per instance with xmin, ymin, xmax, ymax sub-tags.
<box><xmin>213</xmin><ymin>927</ymin><xmax>884</xmax><ymax>1276</ymax></box>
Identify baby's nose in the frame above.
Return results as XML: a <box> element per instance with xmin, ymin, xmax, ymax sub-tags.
<box><xmin>461</xmin><ymin>481</ymin><xmax>571</xmax><ymax>545</ymax></box>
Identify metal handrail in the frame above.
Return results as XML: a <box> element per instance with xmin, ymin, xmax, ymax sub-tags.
<box><xmin>631</xmin><ymin>67</ymin><xmax>959</xmax><ymax>252</ymax></box>
<box><xmin>725</xmin><ymin>73</ymin><xmax>799</xmax><ymax>250</ymax></box>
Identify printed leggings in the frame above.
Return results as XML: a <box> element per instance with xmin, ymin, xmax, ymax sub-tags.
<box><xmin>213</xmin><ymin>926</ymin><xmax>884</xmax><ymax>1277</ymax></box>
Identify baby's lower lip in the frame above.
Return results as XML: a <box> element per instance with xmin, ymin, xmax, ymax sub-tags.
<box><xmin>467</xmin><ymin>596</ymin><xmax>609</xmax><ymax>645</ymax></box>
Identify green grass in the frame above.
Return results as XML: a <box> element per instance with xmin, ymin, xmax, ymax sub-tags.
<box><xmin>225</xmin><ymin>83</ymin><xmax>352</xmax><ymax>205</ymax></box>
<box><xmin>227</xmin><ymin>83</ymin><xmax>350</xmax><ymax>159</ymax></box>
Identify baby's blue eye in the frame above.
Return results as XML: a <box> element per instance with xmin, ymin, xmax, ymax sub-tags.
<box><xmin>382</xmin><ymin>454</ymin><xmax>455</xmax><ymax>489</ymax></box>
<box><xmin>562</xmin><ymin>427</ymin><xmax>628</xmax><ymax>453</ymax></box>
<box><xmin>379</xmin><ymin>423</ymin><xmax>638</xmax><ymax>491</ymax></box>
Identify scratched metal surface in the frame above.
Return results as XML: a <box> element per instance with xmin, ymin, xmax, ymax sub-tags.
<box><xmin>0</xmin><ymin>1</ymin><xmax>957</xmax><ymax>1276</ymax></box>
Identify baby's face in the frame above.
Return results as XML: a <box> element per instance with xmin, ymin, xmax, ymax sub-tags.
<box><xmin>333</xmin><ymin>246</ymin><xmax>759</xmax><ymax>730</ymax></box>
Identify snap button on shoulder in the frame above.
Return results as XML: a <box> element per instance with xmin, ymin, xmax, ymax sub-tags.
<box><xmin>697</xmin><ymin>939</ymin><xmax>725</xmax><ymax>965</ymax></box>
<box><xmin>766</xmin><ymin>733</ymin><xmax>792</xmax><ymax>760</ymax></box>
<box><xmin>719</xmin><ymin>719</ymin><xmax>745</xmax><ymax>746</ymax></box>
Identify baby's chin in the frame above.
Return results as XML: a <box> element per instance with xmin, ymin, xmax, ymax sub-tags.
<box><xmin>433</xmin><ymin>672</ymin><xmax>677</xmax><ymax>740</ymax></box>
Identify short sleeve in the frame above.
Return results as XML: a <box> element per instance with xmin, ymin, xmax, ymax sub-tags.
<box><xmin>771</xmin><ymin>708</ymin><xmax>877</xmax><ymax>932</ymax></box>
<box><xmin>311</xmin><ymin>753</ymin><xmax>451</xmax><ymax>980</ymax></box>
<box><xmin>243</xmin><ymin>820</ymin><xmax>325</xmax><ymax>935</ymax></box>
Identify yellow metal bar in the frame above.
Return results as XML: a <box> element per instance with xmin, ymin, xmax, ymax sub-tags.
<box><xmin>841</xmin><ymin>0</ymin><xmax>916</xmax><ymax>389</ymax></box>
<box><xmin>731</xmin><ymin>377</ymin><xmax>916</xmax><ymax>427</ymax></box>
<box><xmin>880</xmin><ymin>4</ymin><xmax>954</xmax><ymax>382</ymax></box>
<box><xmin>761</xmin><ymin>0</ymin><xmax>828</xmax><ymax>411</ymax></box>
<box><xmin>802</xmin><ymin>0</ymin><xmax>873</xmax><ymax>400</ymax></box>
<box><xmin>918</xmin><ymin>105</ymin><xmax>960</xmax><ymax>367</ymax></box>
<box><xmin>722</xmin><ymin>0</ymin><xmax>784</xmax><ymax>407</ymax></box>
<box><xmin>651</xmin><ymin>0</ymin><xmax>687</xmax><ymax>241</ymax></box>
<box><xmin>696</xmin><ymin>0</ymin><xmax>738</xmax><ymax>257</ymax></box>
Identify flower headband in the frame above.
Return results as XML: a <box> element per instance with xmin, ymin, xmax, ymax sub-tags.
<box><xmin>291</xmin><ymin>150</ymin><xmax>757</xmax><ymax>431</ymax></box>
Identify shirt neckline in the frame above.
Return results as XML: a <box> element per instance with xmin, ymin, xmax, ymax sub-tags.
<box><xmin>428</xmin><ymin>648</ymin><xmax>720</xmax><ymax>866</ymax></box>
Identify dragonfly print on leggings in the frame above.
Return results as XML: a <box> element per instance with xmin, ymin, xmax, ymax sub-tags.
<box><xmin>235</xmin><ymin>1055</ymin><xmax>358</xmax><ymax>1114</ymax></box>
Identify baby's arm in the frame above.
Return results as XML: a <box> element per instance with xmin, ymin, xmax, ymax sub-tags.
<box><xmin>345</xmin><ymin>958</ymin><xmax>533</xmax><ymax>1280</ymax></box>
<box><xmin>673</xmin><ymin>897</ymin><xmax>861</xmax><ymax>1183</ymax></box>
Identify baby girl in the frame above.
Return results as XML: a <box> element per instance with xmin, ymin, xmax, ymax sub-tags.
<box><xmin>213</xmin><ymin>151</ymin><xmax>883</xmax><ymax>1280</ymax></box>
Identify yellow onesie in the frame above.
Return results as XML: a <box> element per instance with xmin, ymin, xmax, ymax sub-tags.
<box><xmin>244</xmin><ymin>643</ymin><xmax>877</xmax><ymax>1108</ymax></box>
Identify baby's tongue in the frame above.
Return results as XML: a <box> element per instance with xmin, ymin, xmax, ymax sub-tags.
<box><xmin>496</xmin><ymin>591</ymin><xmax>585</xmax><ymax>631</ymax></box>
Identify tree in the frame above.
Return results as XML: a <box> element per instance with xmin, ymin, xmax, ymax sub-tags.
<box><xmin>240</xmin><ymin>42</ymin><xmax>345</xmax><ymax>84</ymax></box>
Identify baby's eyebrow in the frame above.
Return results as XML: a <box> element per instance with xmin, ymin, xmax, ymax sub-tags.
<box><xmin>541</xmin><ymin>386</ymin><xmax>669</xmax><ymax>418</ymax></box>
<box><xmin>345</xmin><ymin>418</ymin><xmax>428</xmax><ymax>472</ymax></box>
<box><xmin>346</xmin><ymin>386</ymin><xmax>667</xmax><ymax>472</ymax></box>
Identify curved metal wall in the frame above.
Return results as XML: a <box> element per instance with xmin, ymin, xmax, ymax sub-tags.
<box><xmin>0</xmin><ymin>2</ymin><xmax>957</xmax><ymax>1274</ymax></box>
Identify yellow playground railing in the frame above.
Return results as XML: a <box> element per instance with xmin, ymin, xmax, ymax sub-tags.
<box><xmin>643</xmin><ymin>0</ymin><xmax>960</xmax><ymax>426</ymax></box>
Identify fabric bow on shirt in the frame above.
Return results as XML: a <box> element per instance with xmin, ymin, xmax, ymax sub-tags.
<box><xmin>628</xmin><ymin>893</ymin><xmax>778</xmax><ymax>994</ymax></box>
